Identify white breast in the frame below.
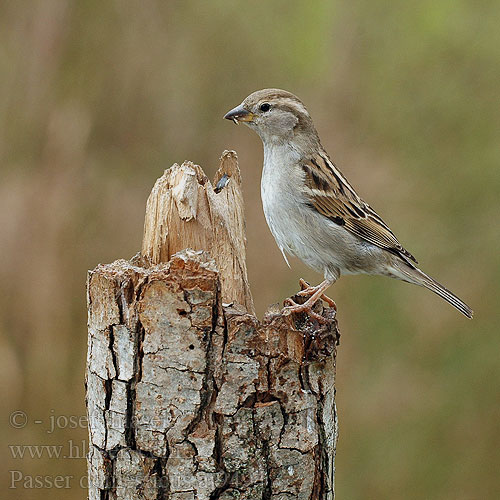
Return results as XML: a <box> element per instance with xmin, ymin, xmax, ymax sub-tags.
<box><xmin>261</xmin><ymin>144</ymin><xmax>323</xmax><ymax>268</ymax></box>
<box><xmin>260</xmin><ymin>143</ymin><xmax>385</xmax><ymax>280</ymax></box>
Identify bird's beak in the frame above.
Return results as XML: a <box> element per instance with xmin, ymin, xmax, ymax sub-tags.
<box><xmin>223</xmin><ymin>104</ymin><xmax>254</xmax><ymax>124</ymax></box>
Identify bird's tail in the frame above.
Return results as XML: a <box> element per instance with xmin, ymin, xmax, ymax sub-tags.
<box><xmin>396</xmin><ymin>265</ymin><xmax>473</xmax><ymax>319</ymax></box>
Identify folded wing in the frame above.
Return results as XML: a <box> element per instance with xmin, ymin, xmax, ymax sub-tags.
<box><xmin>302</xmin><ymin>152</ymin><xmax>418</xmax><ymax>266</ymax></box>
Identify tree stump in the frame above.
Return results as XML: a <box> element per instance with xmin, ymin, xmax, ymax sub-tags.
<box><xmin>86</xmin><ymin>151</ymin><xmax>340</xmax><ymax>499</ymax></box>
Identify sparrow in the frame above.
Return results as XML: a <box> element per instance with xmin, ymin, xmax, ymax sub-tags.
<box><xmin>224</xmin><ymin>89</ymin><xmax>473</xmax><ymax>320</ymax></box>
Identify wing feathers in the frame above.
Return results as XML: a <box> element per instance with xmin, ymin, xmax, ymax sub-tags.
<box><xmin>303</xmin><ymin>153</ymin><xmax>418</xmax><ymax>265</ymax></box>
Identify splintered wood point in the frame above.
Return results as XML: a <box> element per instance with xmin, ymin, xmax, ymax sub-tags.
<box><xmin>141</xmin><ymin>150</ymin><xmax>254</xmax><ymax>314</ymax></box>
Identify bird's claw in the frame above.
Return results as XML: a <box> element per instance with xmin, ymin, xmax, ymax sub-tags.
<box><xmin>297</xmin><ymin>279</ymin><xmax>337</xmax><ymax>310</ymax></box>
<box><xmin>282</xmin><ymin>298</ymin><xmax>329</xmax><ymax>324</ymax></box>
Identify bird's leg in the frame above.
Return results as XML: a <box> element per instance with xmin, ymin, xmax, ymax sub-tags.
<box><xmin>283</xmin><ymin>279</ymin><xmax>336</xmax><ymax>323</ymax></box>
<box><xmin>297</xmin><ymin>278</ymin><xmax>337</xmax><ymax>309</ymax></box>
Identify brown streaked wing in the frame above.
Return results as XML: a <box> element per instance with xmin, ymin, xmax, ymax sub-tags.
<box><xmin>303</xmin><ymin>153</ymin><xmax>418</xmax><ymax>264</ymax></box>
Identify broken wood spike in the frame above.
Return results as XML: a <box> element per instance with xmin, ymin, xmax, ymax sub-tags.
<box><xmin>141</xmin><ymin>150</ymin><xmax>254</xmax><ymax>314</ymax></box>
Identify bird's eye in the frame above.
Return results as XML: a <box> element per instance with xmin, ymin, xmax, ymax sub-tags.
<box><xmin>259</xmin><ymin>103</ymin><xmax>271</xmax><ymax>112</ymax></box>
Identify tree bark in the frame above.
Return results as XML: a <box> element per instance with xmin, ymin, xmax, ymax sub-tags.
<box><xmin>86</xmin><ymin>152</ymin><xmax>339</xmax><ymax>499</ymax></box>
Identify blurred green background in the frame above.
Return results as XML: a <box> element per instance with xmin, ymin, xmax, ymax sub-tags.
<box><xmin>1</xmin><ymin>1</ymin><xmax>499</xmax><ymax>498</ymax></box>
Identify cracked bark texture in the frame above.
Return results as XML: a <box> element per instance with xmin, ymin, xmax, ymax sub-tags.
<box><xmin>86</xmin><ymin>152</ymin><xmax>339</xmax><ymax>499</ymax></box>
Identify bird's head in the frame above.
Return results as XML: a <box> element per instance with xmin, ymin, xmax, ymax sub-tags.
<box><xmin>224</xmin><ymin>88</ymin><xmax>319</xmax><ymax>147</ymax></box>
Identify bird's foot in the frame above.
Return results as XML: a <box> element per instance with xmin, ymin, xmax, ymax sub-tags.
<box><xmin>282</xmin><ymin>297</ymin><xmax>328</xmax><ymax>324</ymax></box>
<box><xmin>297</xmin><ymin>278</ymin><xmax>337</xmax><ymax>310</ymax></box>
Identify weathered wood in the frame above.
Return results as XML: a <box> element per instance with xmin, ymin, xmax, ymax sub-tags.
<box><xmin>141</xmin><ymin>151</ymin><xmax>254</xmax><ymax>314</ymax></box>
<box><xmin>86</xmin><ymin>153</ymin><xmax>339</xmax><ymax>499</ymax></box>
